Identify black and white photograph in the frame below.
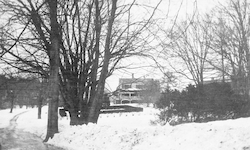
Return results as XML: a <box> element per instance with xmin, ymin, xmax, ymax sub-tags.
<box><xmin>0</xmin><ymin>0</ymin><xmax>250</xmax><ymax>149</ymax></box>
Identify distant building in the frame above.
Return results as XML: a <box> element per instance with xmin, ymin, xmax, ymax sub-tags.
<box><xmin>203</xmin><ymin>77</ymin><xmax>231</xmax><ymax>85</ymax></box>
<box><xmin>115</xmin><ymin>75</ymin><xmax>160</xmax><ymax>104</ymax></box>
<box><xmin>203</xmin><ymin>77</ymin><xmax>247</xmax><ymax>95</ymax></box>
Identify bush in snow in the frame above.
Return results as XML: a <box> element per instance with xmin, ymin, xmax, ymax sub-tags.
<box><xmin>155</xmin><ymin>83</ymin><xmax>250</xmax><ymax>125</ymax></box>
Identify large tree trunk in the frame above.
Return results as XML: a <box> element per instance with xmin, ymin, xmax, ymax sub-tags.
<box><xmin>80</xmin><ymin>101</ymin><xmax>89</xmax><ymax>124</ymax></box>
<box><xmin>44</xmin><ymin>0</ymin><xmax>60</xmax><ymax>142</ymax></box>
<box><xmin>69</xmin><ymin>109</ymin><xmax>80</xmax><ymax>125</ymax></box>
<box><xmin>88</xmin><ymin>0</ymin><xmax>117</xmax><ymax>123</ymax></box>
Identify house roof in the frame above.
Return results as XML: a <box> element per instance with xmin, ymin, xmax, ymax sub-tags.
<box><xmin>119</xmin><ymin>78</ymin><xmax>153</xmax><ymax>84</ymax></box>
<box><xmin>117</xmin><ymin>78</ymin><xmax>155</xmax><ymax>90</ymax></box>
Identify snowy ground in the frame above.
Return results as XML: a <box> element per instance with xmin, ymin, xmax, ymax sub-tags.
<box><xmin>1</xmin><ymin>105</ymin><xmax>250</xmax><ymax>150</ymax></box>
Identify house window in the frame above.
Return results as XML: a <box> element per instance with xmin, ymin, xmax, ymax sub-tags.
<box><xmin>121</xmin><ymin>93</ymin><xmax>130</xmax><ymax>97</ymax></box>
<box><xmin>123</xmin><ymin>84</ymin><xmax>131</xmax><ymax>89</ymax></box>
<box><xmin>131</xmin><ymin>93</ymin><xmax>137</xmax><ymax>97</ymax></box>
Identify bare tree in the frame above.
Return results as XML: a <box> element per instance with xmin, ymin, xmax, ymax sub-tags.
<box><xmin>206</xmin><ymin>0</ymin><xmax>250</xmax><ymax>96</ymax></box>
<box><xmin>0</xmin><ymin>0</ymin><xmax>162</xmax><ymax>139</ymax></box>
<box><xmin>165</xmin><ymin>14</ymin><xmax>213</xmax><ymax>86</ymax></box>
<box><xmin>43</xmin><ymin>0</ymin><xmax>60</xmax><ymax>141</ymax></box>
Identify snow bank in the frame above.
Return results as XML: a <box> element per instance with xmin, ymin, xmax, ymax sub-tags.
<box><xmin>2</xmin><ymin>106</ymin><xmax>250</xmax><ymax>150</ymax></box>
<box><xmin>47</xmin><ymin>118</ymin><xmax>250</xmax><ymax>150</ymax></box>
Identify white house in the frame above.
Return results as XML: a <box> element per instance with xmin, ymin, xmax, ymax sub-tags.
<box><xmin>115</xmin><ymin>76</ymin><xmax>160</xmax><ymax>104</ymax></box>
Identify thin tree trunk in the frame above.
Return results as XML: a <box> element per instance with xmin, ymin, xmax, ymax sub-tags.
<box><xmin>10</xmin><ymin>98</ymin><xmax>14</xmax><ymax>113</ymax></box>
<box><xmin>37</xmin><ymin>97</ymin><xmax>42</xmax><ymax>119</ymax></box>
<box><xmin>9</xmin><ymin>91</ymin><xmax>14</xmax><ymax>113</ymax></box>
<box><xmin>221</xmin><ymin>45</ymin><xmax>225</xmax><ymax>83</ymax></box>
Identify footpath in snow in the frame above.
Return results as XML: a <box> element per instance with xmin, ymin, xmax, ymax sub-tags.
<box><xmin>0</xmin><ymin>108</ymin><xmax>64</xmax><ymax>150</ymax></box>
<box><xmin>1</xmin><ymin>106</ymin><xmax>250</xmax><ymax>150</ymax></box>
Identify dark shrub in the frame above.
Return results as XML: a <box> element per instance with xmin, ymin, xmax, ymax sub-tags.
<box><xmin>155</xmin><ymin>83</ymin><xmax>249</xmax><ymax>125</ymax></box>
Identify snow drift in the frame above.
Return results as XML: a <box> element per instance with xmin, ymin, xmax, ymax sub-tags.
<box><xmin>1</xmin><ymin>106</ymin><xmax>250</xmax><ymax>150</ymax></box>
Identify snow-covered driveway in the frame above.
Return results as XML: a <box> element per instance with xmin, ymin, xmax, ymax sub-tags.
<box><xmin>0</xmin><ymin>108</ymin><xmax>65</xmax><ymax>150</ymax></box>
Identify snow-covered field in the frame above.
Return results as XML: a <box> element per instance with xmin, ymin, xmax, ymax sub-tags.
<box><xmin>1</xmin><ymin>105</ymin><xmax>250</xmax><ymax>150</ymax></box>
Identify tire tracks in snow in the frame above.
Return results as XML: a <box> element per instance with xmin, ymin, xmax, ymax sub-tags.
<box><xmin>7</xmin><ymin>111</ymin><xmax>29</xmax><ymax>131</ymax></box>
<box><xmin>0</xmin><ymin>110</ymin><xmax>66</xmax><ymax>150</ymax></box>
